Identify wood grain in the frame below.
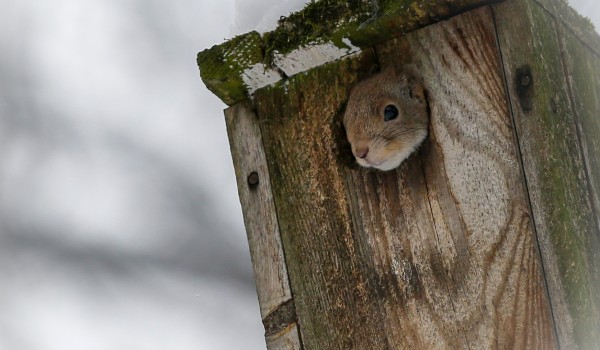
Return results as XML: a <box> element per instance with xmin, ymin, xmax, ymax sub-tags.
<box><xmin>494</xmin><ymin>0</ymin><xmax>600</xmax><ymax>348</ymax></box>
<box><xmin>224</xmin><ymin>103</ymin><xmax>301</xmax><ymax>349</ymax></box>
<box><xmin>374</xmin><ymin>6</ymin><xmax>557</xmax><ymax>348</ymax></box>
<box><xmin>253</xmin><ymin>6</ymin><xmax>556</xmax><ymax>349</ymax></box>
<box><xmin>255</xmin><ymin>50</ymin><xmax>386</xmax><ymax>350</ymax></box>
<box><xmin>558</xmin><ymin>24</ymin><xmax>600</xmax><ymax>348</ymax></box>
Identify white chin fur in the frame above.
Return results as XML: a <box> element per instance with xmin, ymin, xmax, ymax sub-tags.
<box><xmin>357</xmin><ymin>131</ymin><xmax>427</xmax><ymax>171</ymax></box>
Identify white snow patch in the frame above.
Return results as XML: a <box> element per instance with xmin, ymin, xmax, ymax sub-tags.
<box><xmin>273</xmin><ymin>39</ymin><xmax>361</xmax><ymax>77</ymax></box>
<box><xmin>241</xmin><ymin>38</ymin><xmax>361</xmax><ymax>93</ymax></box>
<box><xmin>242</xmin><ymin>63</ymin><xmax>283</xmax><ymax>93</ymax></box>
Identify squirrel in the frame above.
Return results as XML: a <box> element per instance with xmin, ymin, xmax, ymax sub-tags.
<box><xmin>343</xmin><ymin>64</ymin><xmax>429</xmax><ymax>171</ymax></box>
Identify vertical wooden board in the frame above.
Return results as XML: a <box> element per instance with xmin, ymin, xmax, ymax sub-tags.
<box><xmin>266</xmin><ymin>324</ymin><xmax>302</xmax><ymax>350</ymax></box>
<box><xmin>255</xmin><ymin>51</ymin><xmax>388</xmax><ymax>350</ymax></box>
<box><xmin>374</xmin><ymin>6</ymin><xmax>556</xmax><ymax>349</ymax></box>
<box><xmin>533</xmin><ymin>0</ymin><xmax>600</xmax><ymax>58</ymax></box>
<box><xmin>254</xmin><ymin>6</ymin><xmax>557</xmax><ymax>349</ymax></box>
<box><xmin>494</xmin><ymin>0</ymin><xmax>600</xmax><ymax>348</ymax></box>
<box><xmin>559</xmin><ymin>26</ymin><xmax>600</xmax><ymax>344</ymax></box>
<box><xmin>225</xmin><ymin>103</ymin><xmax>300</xmax><ymax>349</ymax></box>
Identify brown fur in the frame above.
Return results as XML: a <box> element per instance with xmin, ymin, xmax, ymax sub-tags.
<box><xmin>343</xmin><ymin>65</ymin><xmax>429</xmax><ymax>171</ymax></box>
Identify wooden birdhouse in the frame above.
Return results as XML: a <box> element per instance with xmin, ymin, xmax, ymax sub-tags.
<box><xmin>197</xmin><ymin>0</ymin><xmax>600</xmax><ymax>348</ymax></box>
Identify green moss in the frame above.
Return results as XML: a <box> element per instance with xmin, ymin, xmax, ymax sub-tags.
<box><xmin>262</xmin><ymin>0</ymin><xmax>373</xmax><ymax>58</ymax></box>
<box><xmin>197</xmin><ymin>31</ymin><xmax>264</xmax><ymax>105</ymax></box>
<box><xmin>199</xmin><ymin>0</ymin><xmax>551</xmax><ymax>106</ymax></box>
<box><xmin>262</xmin><ymin>0</ymin><xmax>499</xmax><ymax>56</ymax></box>
<box><xmin>198</xmin><ymin>0</ymin><xmax>499</xmax><ymax>105</ymax></box>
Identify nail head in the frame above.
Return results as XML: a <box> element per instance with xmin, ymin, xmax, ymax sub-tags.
<box><xmin>247</xmin><ymin>171</ymin><xmax>259</xmax><ymax>187</ymax></box>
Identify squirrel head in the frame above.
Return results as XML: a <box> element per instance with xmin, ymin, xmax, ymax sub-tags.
<box><xmin>343</xmin><ymin>64</ymin><xmax>429</xmax><ymax>171</ymax></box>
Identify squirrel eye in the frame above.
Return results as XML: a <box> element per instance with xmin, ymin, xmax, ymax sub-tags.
<box><xmin>384</xmin><ymin>104</ymin><xmax>399</xmax><ymax>122</ymax></box>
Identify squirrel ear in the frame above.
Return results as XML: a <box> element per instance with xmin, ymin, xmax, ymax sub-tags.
<box><xmin>401</xmin><ymin>63</ymin><xmax>422</xmax><ymax>84</ymax></box>
<box><xmin>401</xmin><ymin>63</ymin><xmax>426</xmax><ymax>100</ymax></box>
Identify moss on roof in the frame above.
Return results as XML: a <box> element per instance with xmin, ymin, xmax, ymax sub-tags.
<box><xmin>197</xmin><ymin>0</ymin><xmax>598</xmax><ymax>106</ymax></box>
<box><xmin>198</xmin><ymin>0</ymin><xmax>505</xmax><ymax>105</ymax></box>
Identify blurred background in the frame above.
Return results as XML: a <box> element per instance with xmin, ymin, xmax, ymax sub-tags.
<box><xmin>0</xmin><ymin>1</ymin><xmax>598</xmax><ymax>349</ymax></box>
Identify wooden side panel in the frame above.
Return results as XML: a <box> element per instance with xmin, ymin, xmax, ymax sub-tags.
<box><xmin>494</xmin><ymin>0</ymin><xmax>600</xmax><ymax>348</ymax></box>
<box><xmin>255</xmin><ymin>51</ymin><xmax>386</xmax><ymax>350</ymax></box>
<box><xmin>376</xmin><ymin>7</ymin><xmax>556</xmax><ymax>349</ymax></box>
<box><xmin>560</xmin><ymin>27</ymin><xmax>600</xmax><ymax>236</ymax></box>
<box><xmin>224</xmin><ymin>103</ymin><xmax>301</xmax><ymax>349</ymax></box>
<box><xmin>254</xmin><ymin>7</ymin><xmax>556</xmax><ymax>349</ymax></box>
<box><xmin>534</xmin><ymin>0</ymin><xmax>600</xmax><ymax>58</ymax></box>
<box><xmin>558</xmin><ymin>23</ymin><xmax>600</xmax><ymax>346</ymax></box>
<box><xmin>266</xmin><ymin>324</ymin><xmax>302</xmax><ymax>350</ymax></box>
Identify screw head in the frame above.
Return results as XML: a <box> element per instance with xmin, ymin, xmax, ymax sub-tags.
<box><xmin>520</xmin><ymin>74</ymin><xmax>531</xmax><ymax>87</ymax></box>
<box><xmin>247</xmin><ymin>171</ymin><xmax>259</xmax><ymax>187</ymax></box>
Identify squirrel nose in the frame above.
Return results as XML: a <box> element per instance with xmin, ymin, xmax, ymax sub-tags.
<box><xmin>354</xmin><ymin>146</ymin><xmax>369</xmax><ymax>159</ymax></box>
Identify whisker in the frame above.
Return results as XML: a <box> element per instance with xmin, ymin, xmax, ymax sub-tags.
<box><xmin>383</xmin><ymin>127</ymin><xmax>427</xmax><ymax>139</ymax></box>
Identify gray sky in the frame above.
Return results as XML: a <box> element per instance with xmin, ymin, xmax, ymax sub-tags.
<box><xmin>0</xmin><ymin>1</ymin><xmax>598</xmax><ymax>349</ymax></box>
<box><xmin>1</xmin><ymin>1</ymin><xmax>261</xmax><ymax>349</ymax></box>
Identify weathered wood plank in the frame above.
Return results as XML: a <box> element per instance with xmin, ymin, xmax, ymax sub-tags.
<box><xmin>224</xmin><ymin>103</ymin><xmax>301</xmax><ymax>349</ymax></box>
<box><xmin>376</xmin><ymin>6</ymin><xmax>556</xmax><ymax>348</ymax></box>
<box><xmin>534</xmin><ymin>0</ymin><xmax>600</xmax><ymax>57</ymax></box>
<box><xmin>557</xmin><ymin>21</ymin><xmax>600</xmax><ymax>346</ymax></box>
<box><xmin>266</xmin><ymin>324</ymin><xmax>302</xmax><ymax>350</ymax></box>
<box><xmin>494</xmin><ymin>0</ymin><xmax>600</xmax><ymax>348</ymax></box>
<box><xmin>559</xmin><ymin>24</ymin><xmax>600</xmax><ymax>235</ymax></box>
<box><xmin>255</xmin><ymin>50</ymin><xmax>384</xmax><ymax>350</ymax></box>
<box><xmin>254</xmin><ymin>7</ymin><xmax>556</xmax><ymax>349</ymax></box>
